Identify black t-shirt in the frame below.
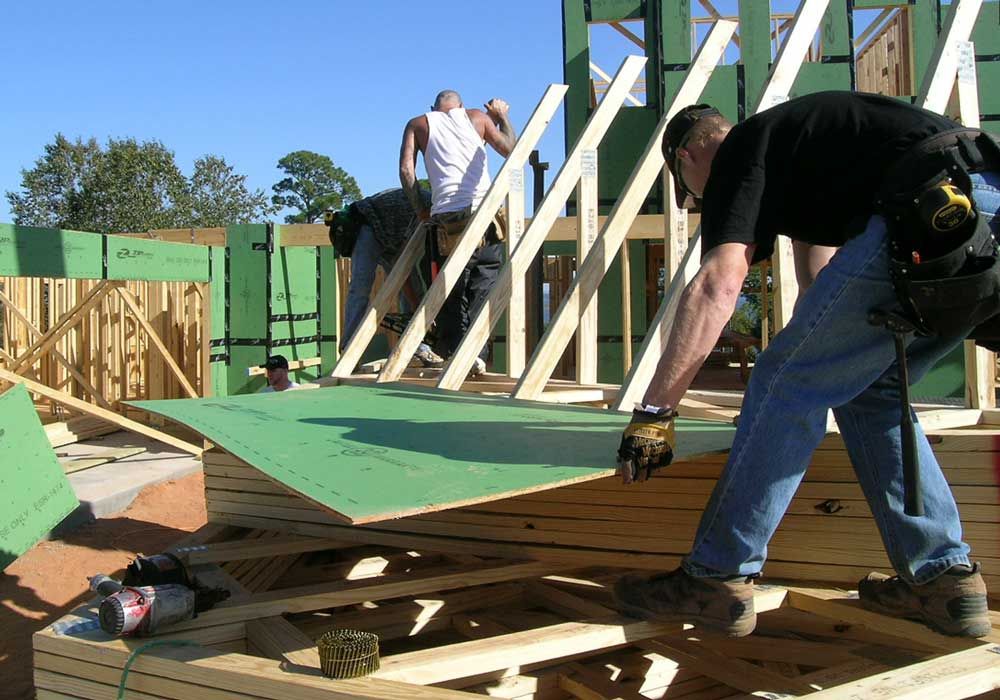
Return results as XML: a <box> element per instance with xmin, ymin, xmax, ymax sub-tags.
<box><xmin>700</xmin><ymin>91</ymin><xmax>959</xmax><ymax>263</ymax></box>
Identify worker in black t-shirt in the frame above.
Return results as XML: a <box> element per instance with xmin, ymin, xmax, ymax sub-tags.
<box><xmin>611</xmin><ymin>92</ymin><xmax>1000</xmax><ymax>638</ymax></box>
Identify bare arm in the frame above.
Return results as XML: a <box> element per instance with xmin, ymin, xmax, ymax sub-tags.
<box><xmin>473</xmin><ymin>99</ymin><xmax>517</xmax><ymax>157</ymax></box>
<box><xmin>641</xmin><ymin>242</ymin><xmax>754</xmax><ymax>410</ymax></box>
<box><xmin>399</xmin><ymin>119</ymin><xmax>430</xmax><ymax>220</ymax></box>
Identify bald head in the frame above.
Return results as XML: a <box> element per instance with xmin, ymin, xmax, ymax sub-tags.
<box><xmin>434</xmin><ymin>90</ymin><xmax>462</xmax><ymax>110</ymax></box>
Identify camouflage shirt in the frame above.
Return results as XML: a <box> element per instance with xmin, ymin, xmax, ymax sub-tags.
<box><xmin>353</xmin><ymin>187</ymin><xmax>432</xmax><ymax>266</ymax></box>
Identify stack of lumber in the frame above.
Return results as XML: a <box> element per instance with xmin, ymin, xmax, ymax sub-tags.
<box><xmin>45</xmin><ymin>416</ymin><xmax>119</xmax><ymax>448</ymax></box>
<box><xmin>34</xmin><ymin>524</ymin><xmax>1000</xmax><ymax>699</ymax></box>
<box><xmin>202</xmin><ymin>409</ymin><xmax>1000</xmax><ymax>592</ymax></box>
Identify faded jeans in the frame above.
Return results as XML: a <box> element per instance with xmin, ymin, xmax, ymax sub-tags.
<box><xmin>341</xmin><ymin>224</ymin><xmax>431</xmax><ymax>355</ymax></box>
<box><xmin>683</xmin><ymin>171</ymin><xmax>1000</xmax><ymax>585</ymax></box>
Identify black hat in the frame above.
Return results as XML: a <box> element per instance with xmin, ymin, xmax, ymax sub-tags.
<box><xmin>260</xmin><ymin>354</ymin><xmax>289</xmax><ymax>371</ymax></box>
<box><xmin>663</xmin><ymin>104</ymin><xmax>721</xmax><ymax>208</ymax></box>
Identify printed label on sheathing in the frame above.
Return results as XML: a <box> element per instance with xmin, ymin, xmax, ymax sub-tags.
<box><xmin>509</xmin><ymin>168</ymin><xmax>523</xmax><ymax>192</ymax></box>
<box><xmin>957</xmin><ymin>41</ymin><xmax>976</xmax><ymax>86</ymax></box>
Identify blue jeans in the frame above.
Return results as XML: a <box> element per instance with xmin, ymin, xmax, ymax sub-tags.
<box><xmin>683</xmin><ymin>171</ymin><xmax>1000</xmax><ymax>585</ymax></box>
<box><xmin>341</xmin><ymin>224</ymin><xmax>430</xmax><ymax>354</ymax></box>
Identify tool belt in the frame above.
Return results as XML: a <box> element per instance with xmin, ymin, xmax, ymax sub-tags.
<box><xmin>429</xmin><ymin>207</ymin><xmax>507</xmax><ymax>257</ymax></box>
<box><xmin>877</xmin><ymin>128</ymin><xmax>1000</xmax><ymax>348</ymax></box>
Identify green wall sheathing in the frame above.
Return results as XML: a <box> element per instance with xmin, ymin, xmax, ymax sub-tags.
<box><xmin>208</xmin><ymin>246</ymin><xmax>228</xmax><ymax>398</ymax></box>
<box><xmin>223</xmin><ymin>225</ymin><xmax>269</xmax><ymax>395</ymax></box>
<box><xmin>270</xmin><ymin>227</ymin><xmax>321</xmax><ymax>383</ymax></box>
<box><xmin>0</xmin><ymin>225</ymin><xmax>209</xmax><ymax>282</ymax></box>
<box><xmin>0</xmin><ymin>384</ymin><xmax>78</xmax><ymax>570</ymax></box>
<box><xmin>318</xmin><ymin>246</ymin><xmax>339</xmax><ymax>372</ymax></box>
<box><xmin>104</xmin><ymin>236</ymin><xmax>211</xmax><ymax>282</ymax></box>
<box><xmin>131</xmin><ymin>383</ymin><xmax>735</xmax><ymax>524</ymax></box>
<box><xmin>973</xmin><ymin>3</ymin><xmax>1000</xmax><ymax>136</ymax></box>
<box><xmin>0</xmin><ymin>225</ymin><xmax>102</xmax><ymax>279</ymax></box>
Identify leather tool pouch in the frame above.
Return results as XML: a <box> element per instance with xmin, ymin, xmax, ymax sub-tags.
<box><xmin>878</xmin><ymin>129</ymin><xmax>1000</xmax><ymax>348</ymax></box>
<box><xmin>432</xmin><ymin>208</ymin><xmax>506</xmax><ymax>257</ymax></box>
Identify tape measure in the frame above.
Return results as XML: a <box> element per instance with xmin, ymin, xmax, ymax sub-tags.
<box><xmin>918</xmin><ymin>183</ymin><xmax>972</xmax><ymax>233</ymax></box>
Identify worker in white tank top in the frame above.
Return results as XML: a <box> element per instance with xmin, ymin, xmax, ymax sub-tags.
<box><xmin>398</xmin><ymin>90</ymin><xmax>518</xmax><ymax>372</ymax></box>
<box><xmin>399</xmin><ymin>89</ymin><xmax>516</xmax><ymax>221</ymax></box>
<box><xmin>423</xmin><ymin>108</ymin><xmax>492</xmax><ymax>215</ymax></box>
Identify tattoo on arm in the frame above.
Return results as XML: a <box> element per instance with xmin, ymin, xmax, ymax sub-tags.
<box><xmin>399</xmin><ymin>124</ymin><xmax>424</xmax><ymax>215</ymax></box>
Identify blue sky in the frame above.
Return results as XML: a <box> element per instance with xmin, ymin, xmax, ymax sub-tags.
<box><xmin>1</xmin><ymin>1</ymin><xmax>570</xmax><ymax>222</ymax></box>
<box><xmin>2</xmin><ymin>1</ymin><xmax>874</xmax><ymax>224</ymax></box>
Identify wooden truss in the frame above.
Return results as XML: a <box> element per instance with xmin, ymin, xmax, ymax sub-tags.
<box><xmin>35</xmin><ymin>521</ymin><xmax>1000</xmax><ymax>700</ymax></box>
<box><xmin>328</xmin><ymin>0</ymin><xmax>995</xmax><ymax>413</ymax></box>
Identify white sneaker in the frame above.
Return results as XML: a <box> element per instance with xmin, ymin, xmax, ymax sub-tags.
<box><xmin>469</xmin><ymin>357</ymin><xmax>487</xmax><ymax>377</ymax></box>
<box><xmin>414</xmin><ymin>345</ymin><xmax>445</xmax><ymax>368</ymax></box>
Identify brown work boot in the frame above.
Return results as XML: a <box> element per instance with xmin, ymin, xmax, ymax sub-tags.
<box><xmin>612</xmin><ymin>567</ymin><xmax>757</xmax><ymax>637</ymax></box>
<box><xmin>858</xmin><ymin>563</ymin><xmax>991</xmax><ymax>637</ymax></box>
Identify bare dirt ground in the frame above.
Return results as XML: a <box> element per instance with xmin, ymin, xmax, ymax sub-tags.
<box><xmin>0</xmin><ymin>471</ymin><xmax>207</xmax><ymax>700</ymax></box>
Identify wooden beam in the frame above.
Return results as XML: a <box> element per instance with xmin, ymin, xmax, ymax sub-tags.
<box><xmin>373</xmin><ymin>615</ymin><xmax>683</xmax><ymax>686</ymax></box>
<box><xmin>513</xmin><ymin>23</ymin><xmax>735</xmax><ymax>401</ymax></box>
<box><xmin>115</xmin><ymin>286</ymin><xmax>199</xmax><ymax>399</ymax></box>
<box><xmin>246</xmin><ymin>618</ymin><xmax>321</xmax><ymax>669</ymax></box>
<box><xmin>274</xmin><ymin>214</ymin><xmax>680</xmax><ymax>247</ymax></box>
<box><xmin>430</xmin><ymin>57</ymin><xmax>645</xmax><ymax>390</ymax></box>
<box><xmin>639</xmin><ymin>638</ymin><xmax>816</xmax><ymax>695</ymax></box>
<box><xmin>8</xmin><ymin>281</ymin><xmax>114</xmax><ymax>376</ymax></box>
<box><xmin>172</xmin><ymin>534</ymin><xmax>348</xmax><ymax>565</ymax></box>
<box><xmin>855</xmin><ymin>8</ymin><xmax>896</xmax><ymax>48</ymax></box>
<box><xmin>162</xmin><ymin>561</ymin><xmax>561</xmax><ymax>632</ymax></box>
<box><xmin>916</xmin><ymin>0</ymin><xmax>984</xmax><ymax>114</ymax></box>
<box><xmin>590</xmin><ymin>62</ymin><xmax>643</xmax><ymax>107</ymax></box>
<box><xmin>0</xmin><ymin>366</ymin><xmax>202</xmax><ymax>455</ymax></box>
<box><xmin>331</xmin><ymin>221</ymin><xmax>429</xmax><ymax>378</ymax></box>
<box><xmin>507</xmin><ymin>168</ymin><xmax>527</xmax><ymax>378</ymax></box>
<box><xmin>621</xmin><ymin>240</ymin><xmax>633</xmax><ymax>373</ymax></box>
<box><xmin>610</xmin><ymin>21</ymin><xmax>645</xmax><ymax>49</ymax></box>
<box><xmin>373</xmin><ymin>83</ymin><xmax>568</xmax><ymax>382</ymax></box>
<box><xmin>34</xmin><ymin>629</ymin><xmax>480</xmax><ymax>700</ymax></box>
<box><xmin>576</xmin><ymin>148</ymin><xmax>600</xmax><ymax>384</ymax></box>
<box><xmin>794</xmin><ymin>645</ymin><xmax>1000</xmax><ymax>699</ymax></box>
<box><xmin>248</xmin><ymin>356</ymin><xmax>322</xmax><ymax>377</ymax></box>
<box><xmin>0</xmin><ymin>287</ymin><xmax>112</xmax><ymax>409</ymax></box>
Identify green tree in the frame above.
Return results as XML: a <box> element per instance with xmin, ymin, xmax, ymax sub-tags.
<box><xmin>79</xmin><ymin>137</ymin><xmax>190</xmax><ymax>233</ymax></box>
<box><xmin>271</xmin><ymin>150</ymin><xmax>361</xmax><ymax>224</ymax></box>
<box><xmin>6</xmin><ymin>134</ymin><xmax>101</xmax><ymax>230</ymax></box>
<box><xmin>188</xmin><ymin>155</ymin><xmax>275</xmax><ymax>227</ymax></box>
<box><xmin>6</xmin><ymin>134</ymin><xmax>274</xmax><ymax>233</ymax></box>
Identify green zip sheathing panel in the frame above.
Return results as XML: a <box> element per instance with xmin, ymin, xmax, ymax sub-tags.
<box><xmin>130</xmin><ymin>383</ymin><xmax>735</xmax><ymax>525</ymax></box>
<box><xmin>208</xmin><ymin>246</ymin><xmax>228</xmax><ymax>398</ymax></box>
<box><xmin>318</xmin><ymin>245</ymin><xmax>339</xmax><ymax>372</ymax></box>
<box><xmin>0</xmin><ymin>384</ymin><xmax>78</xmax><ymax>570</ymax></box>
<box><xmin>270</xmin><ymin>226</ymin><xmax>321</xmax><ymax>383</ymax></box>
<box><xmin>224</xmin><ymin>225</ymin><xmax>269</xmax><ymax>395</ymax></box>
<box><xmin>104</xmin><ymin>235</ymin><xmax>210</xmax><ymax>282</ymax></box>
<box><xmin>0</xmin><ymin>225</ymin><xmax>209</xmax><ymax>282</ymax></box>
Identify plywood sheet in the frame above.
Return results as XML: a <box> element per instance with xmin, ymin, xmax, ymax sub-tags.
<box><xmin>131</xmin><ymin>383</ymin><xmax>734</xmax><ymax>524</ymax></box>
<box><xmin>1</xmin><ymin>384</ymin><xmax>78</xmax><ymax>570</ymax></box>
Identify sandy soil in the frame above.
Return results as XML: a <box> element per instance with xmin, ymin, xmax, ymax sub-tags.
<box><xmin>0</xmin><ymin>471</ymin><xmax>207</xmax><ymax>700</ymax></box>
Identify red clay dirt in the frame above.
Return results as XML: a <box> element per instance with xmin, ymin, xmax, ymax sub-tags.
<box><xmin>0</xmin><ymin>471</ymin><xmax>207</xmax><ymax>700</ymax></box>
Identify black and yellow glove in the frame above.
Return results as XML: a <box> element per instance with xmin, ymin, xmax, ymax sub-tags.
<box><xmin>617</xmin><ymin>406</ymin><xmax>677</xmax><ymax>484</ymax></box>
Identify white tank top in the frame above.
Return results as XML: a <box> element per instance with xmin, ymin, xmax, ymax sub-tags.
<box><xmin>424</xmin><ymin>108</ymin><xmax>491</xmax><ymax>215</ymax></box>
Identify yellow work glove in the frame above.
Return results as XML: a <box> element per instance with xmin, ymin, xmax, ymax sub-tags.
<box><xmin>617</xmin><ymin>407</ymin><xmax>677</xmax><ymax>484</ymax></box>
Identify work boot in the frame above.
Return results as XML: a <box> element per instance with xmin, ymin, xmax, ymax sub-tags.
<box><xmin>612</xmin><ymin>567</ymin><xmax>757</xmax><ymax>637</ymax></box>
<box><xmin>414</xmin><ymin>346</ymin><xmax>445</xmax><ymax>368</ymax></box>
<box><xmin>858</xmin><ymin>563</ymin><xmax>991</xmax><ymax>637</ymax></box>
